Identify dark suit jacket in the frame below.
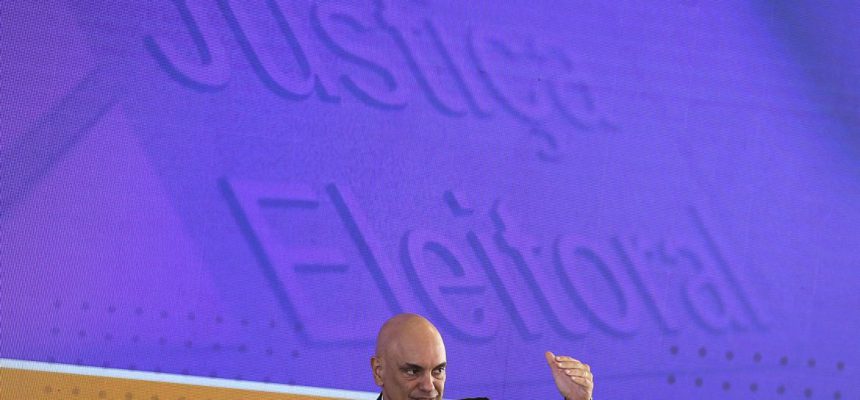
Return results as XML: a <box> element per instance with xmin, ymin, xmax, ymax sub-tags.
<box><xmin>376</xmin><ymin>394</ymin><xmax>488</xmax><ymax>400</ymax></box>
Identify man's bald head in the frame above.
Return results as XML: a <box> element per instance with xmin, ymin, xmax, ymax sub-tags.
<box><xmin>371</xmin><ymin>314</ymin><xmax>447</xmax><ymax>400</ymax></box>
<box><xmin>375</xmin><ymin>313</ymin><xmax>444</xmax><ymax>358</ymax></box>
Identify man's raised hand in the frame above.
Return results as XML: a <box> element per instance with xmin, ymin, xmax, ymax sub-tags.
<box><xmin>544</xmin><ymin>351</ymin><xmax>593</xmax><ymax>400</ymax></box>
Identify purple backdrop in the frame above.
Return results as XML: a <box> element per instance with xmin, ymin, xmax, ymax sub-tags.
<box><xmin>3</xmin><ymin>0</ymin><xmax>859</xmax><ymax>398</ymax></box>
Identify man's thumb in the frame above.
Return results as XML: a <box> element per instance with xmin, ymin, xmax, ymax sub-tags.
<box><xmin>545</xmin><ymin>351</ymin><xmax>556</xmax><ymax>366</ymax></box>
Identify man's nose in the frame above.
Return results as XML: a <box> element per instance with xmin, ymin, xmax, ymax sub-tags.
<box><xmin>417</xmin><ymin>372</ymin><xmax>436</xmax><ymax>394</ymax></box>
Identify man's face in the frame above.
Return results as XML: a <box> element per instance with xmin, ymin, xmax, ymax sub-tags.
<box><xmin>372</xmin><ymin>330</ymin><xmax>446</xmax><ymax>400</ymax></box>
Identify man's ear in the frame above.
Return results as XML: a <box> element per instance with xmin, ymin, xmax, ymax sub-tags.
<box><xmin>371</xmin><ymin>356</ymin><xmax>384</xmax><ymax>386</ymax></box>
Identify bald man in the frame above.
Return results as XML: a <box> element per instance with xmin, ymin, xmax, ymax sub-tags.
<box><xmin>370</xmin><ymin>314</ymin><xmax>594</xmax><ymax>400</ymax></box>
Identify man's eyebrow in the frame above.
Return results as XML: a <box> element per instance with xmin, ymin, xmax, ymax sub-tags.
<box><xmin>400</xmin><ymin>362</ymin><xmax>447</xmax><ymax>370</ymax></box>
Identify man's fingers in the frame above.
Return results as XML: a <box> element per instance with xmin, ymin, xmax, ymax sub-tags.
<box><xmin>564</xmin><ymin>368</ymin><xmax>592</xmax><ymax>378</ymax></box>
<box><xmin>549</xmin><ymin>353</ymin><xmax>583</xmax><ymax>366</ymax></box>
<box><xmin>554</xmin><ymin>355</ymin><xmax>590</xmax><ymax>371</ymax></box>
<box><xmin>556</xmin><ymin>360</ymin><xmax>585</xmax><ymax>369</ymax></box>
<box><xmin>547</xmin><ymin>351</ymin><xmax>593</xmax><ymax>381</ymax></box>
<box><xmin>570</xmin><ymin>376</ymin><xmax>593</xmax><ymax>387</ymax></box>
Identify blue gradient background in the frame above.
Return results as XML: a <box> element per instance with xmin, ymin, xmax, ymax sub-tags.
<box><xmin>3</xmin><ymin>1</ymin><xmax>859</xmax><ymax>399</ymax></box>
